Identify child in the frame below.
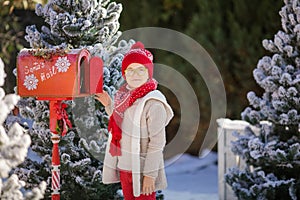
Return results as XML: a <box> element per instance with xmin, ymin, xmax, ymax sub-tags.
<box><xmin>95</xmin><ymin>42</ymin><xmax>173</xmax><ymax>200</ymax></box>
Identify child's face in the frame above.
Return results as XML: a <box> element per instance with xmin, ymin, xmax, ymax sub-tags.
<box><xmin>125</xmin><ymin>63</ymin><xmax>149</xmax><ymax>89</ymax></box>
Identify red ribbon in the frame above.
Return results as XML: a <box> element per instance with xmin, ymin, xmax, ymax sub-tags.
<box><xmin>54</xmin><ymin>102</ymin><xmax>72</xmax><ymax>136</ymax></box>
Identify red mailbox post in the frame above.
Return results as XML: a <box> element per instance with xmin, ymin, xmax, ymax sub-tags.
<box><xmin>17</xmin><ymin>48</ymin><xmax>103</xmax><ymax>200</ymax></box>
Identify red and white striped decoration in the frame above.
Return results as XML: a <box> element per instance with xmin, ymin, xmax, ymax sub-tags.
<box><xmin>52</xmin><ymin>163</ymin><xmax>60</xmax><ymax>193</ymax></box>
<box><xmin>51</xmin><ymin>136</ymin><xmax>61</xmax><ymax>200</ymax></box>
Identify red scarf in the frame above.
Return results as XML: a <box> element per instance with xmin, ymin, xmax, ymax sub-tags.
<box><xmin>108</xmin><ymin>79</ymin><xmax>158</xmax><ymax>156</ymax></box>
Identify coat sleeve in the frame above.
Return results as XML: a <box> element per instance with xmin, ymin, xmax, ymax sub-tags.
<box><xmin>142</xmin><ymin>101</ymin><xmax>167</xmax><ymax>178</ymax></box>
<box><xmin>105</xmin><ymin>102</ymin><xmax>114</xmax><ymax>117</ymax></box>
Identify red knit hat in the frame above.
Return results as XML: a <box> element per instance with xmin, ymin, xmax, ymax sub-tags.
<box><xmin>121</xmin><ymin>42</ymin><xmax>154</xmax><ymax>78</ymax></box>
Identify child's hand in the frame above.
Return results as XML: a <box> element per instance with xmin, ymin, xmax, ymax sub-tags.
<box><xmin>142</xmin><ymin>175</ymin><xmax>155</xmax><ymax>195</ymax></box>
<box><xmin>94</xmin><ymin>91</ymin><xmax>112</xmax><ymax>107</ymax></box>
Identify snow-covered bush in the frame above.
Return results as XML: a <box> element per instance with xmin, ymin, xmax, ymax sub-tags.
<box><xmin>0</xmin><ymin>58</ymin><xmax>46</xmax><ymax>200</ymax></box>
<box><xmin>225</xmin><ymin>0</ymin><xmax>300</xmax><ymax>199</ymax></box>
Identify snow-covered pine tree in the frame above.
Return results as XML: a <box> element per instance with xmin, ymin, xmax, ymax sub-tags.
<box><xmin>14</xmin><ymin>0</ymin><xmax>135</xmax><ymax>199</ymax></box>
<box><xmin>0</xmin><ymin>58</ymin><xmax>46</xmax><ymax>200</ymax></box>
<box><xmin>225</xmin><ymin>0</ymin><xmax>300</xmax><ymax>199</ymax></box>
<box><xmin>25</xmin><ymin>0</ymin><xmax>122</xmax><ymax>49</ymax></box>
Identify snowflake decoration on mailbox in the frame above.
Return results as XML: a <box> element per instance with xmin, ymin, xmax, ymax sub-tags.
<box><xmin>55</xmin><ymin>56</ymin><xmax>71</xmax><ymax>73</ymax></box>
<box><xmin>23</xmin><ymin>74</ymin><xmax>39</xmax><ymax>90</ymax></box>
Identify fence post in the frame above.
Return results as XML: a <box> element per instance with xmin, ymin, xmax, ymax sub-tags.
<box><xmin>217</xmin><ymin>118</ymin><xmax>259</xmax><ymax>200</ymax></box>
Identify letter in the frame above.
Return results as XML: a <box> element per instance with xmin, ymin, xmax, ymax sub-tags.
<box><xmin>49</xmin><ymin>67</ymin><xmax>53</xmax><ymax>77</ymax></box>
<box><xmin>41</xmin><ymin>73</ymin><xmax>45</xmax><ymax>82</ymax></box>
<box><xmin>52</xmin><ymin>66</ymin><xmax>57</xmax><ymax>75</ymax></box>
<box><xmin>24</xmin><ymin>66</ymin><xmax>29</xmax><ymax>75</ymax></box>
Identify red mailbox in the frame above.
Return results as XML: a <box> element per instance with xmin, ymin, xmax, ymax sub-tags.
<box><xmin>17</xmin><ymin>48</ymin><xmax>104</xmax><ymax>200</ymax></box>
<box><xmin>17</xmin><ymin>48</ymin><xmax>103</xmax><ymax>99</ymax></box>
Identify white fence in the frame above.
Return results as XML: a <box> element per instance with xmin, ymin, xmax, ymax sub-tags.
<box><xmin>217</xmin><ymin>118</ymin><xmax>259</xmax><ymax>200</ymax></box>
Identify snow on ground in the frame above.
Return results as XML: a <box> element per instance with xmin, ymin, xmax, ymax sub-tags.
<box><xmin>28</xmin><ymin>144</ymin><xmax>219</xmax><ymax>200</ymax></box>
<box><xmin>163</xmin><ymin>151</ymin><xmax>218</xmax><ymax>200</ymax></box>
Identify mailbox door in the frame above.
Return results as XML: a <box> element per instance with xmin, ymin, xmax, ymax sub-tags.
<box><xmin>89</xmin><ymin>56</ymin><xmax>103</xmax><ymax>94</ymax></box>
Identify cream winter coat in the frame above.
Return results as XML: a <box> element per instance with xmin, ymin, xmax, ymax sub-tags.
<box><xmin>102</xmin><ymin>90</ymin><xmax>173</xmax><ymax>197</ymax></box>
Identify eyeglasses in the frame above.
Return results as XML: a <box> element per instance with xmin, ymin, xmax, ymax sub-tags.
<box><xmin>125</xmin><ymin>67</ymin><xmax>148</xmax><ymax>76</ymax></box>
